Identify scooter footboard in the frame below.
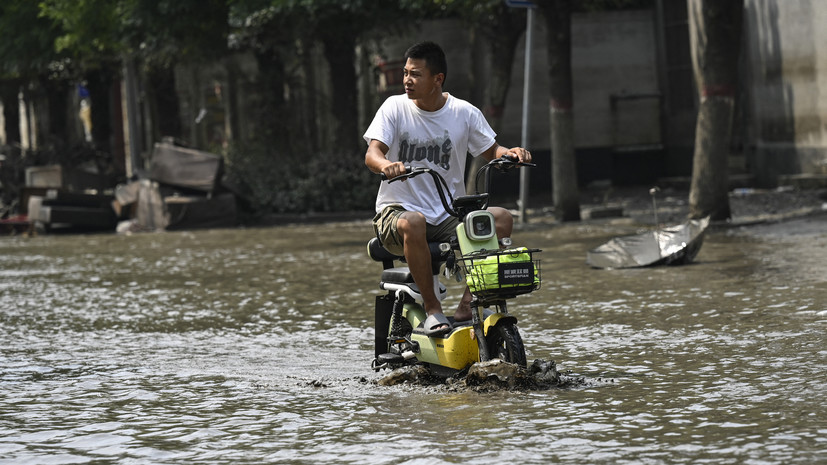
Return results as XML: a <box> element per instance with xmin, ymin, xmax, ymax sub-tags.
<box><xmin>410</xmin><ymin>327</ymin><xmax>479</xmax><ymax>371</ymax></box>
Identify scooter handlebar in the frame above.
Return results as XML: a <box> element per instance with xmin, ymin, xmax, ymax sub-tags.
<box><xmin>377</xmin><ymin>156</ymin><xmax>535</xmax><ymax>217</ymax></box>
<box><xmin>380</xmin><ymin>157</ymin><xmax>533</xmax><ymax>182</ymax></box>
<box><xmin>496</xmin><ymin>155</ymin><xmax>536</xmax><ymax>169</ymax></box>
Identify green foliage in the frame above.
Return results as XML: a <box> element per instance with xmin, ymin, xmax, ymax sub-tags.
<box><xmin>224</xmin><ymin>141</ymin><xmax>375</xmax><ymax>215</ymax></box>
<box><xmin>229</xmin><ymin>1</ymin><xmax>307</xmax><ymax>54</ymax></box>
<box><xmin>39</xmin><ymin>0</ymin><xmax>230</xmax><ymax>69</ymax></box>
<box><xmin>125</xmin><ymin>0</ymin><xmax>230</xmax><ymax>66</ymax></box>
<box><xmin>230</xmin><ymin>0</ymin><xmax>425</xmax><ymax>51</ymax></box>
<box><xmin>0</xmin><ymin>0</ymin><xmax>64</xmax><ymax>78</ymax></box>
<box><xmin>39</xmin><ymin>0</ymin><xmax>121</xmax><ymax>59</ymax></box>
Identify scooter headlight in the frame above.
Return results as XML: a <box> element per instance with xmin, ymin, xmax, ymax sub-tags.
<box><xmin>465</xmin><ymin>211</ymin><xmax>495</xmax><ymax>241</ymax></box>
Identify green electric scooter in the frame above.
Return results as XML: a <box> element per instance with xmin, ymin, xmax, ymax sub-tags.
<box><xmin>368</xmin><ymin>156</ymin><xmax>541</xmax><ymax>377</ymax></box>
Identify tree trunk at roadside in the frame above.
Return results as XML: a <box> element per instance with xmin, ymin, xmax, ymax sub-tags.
<box><xmin>252</xmin><ymin>49</ymin><xmax>288</xmax><ymax>146</ymax></box>
<box><xmin>687</xmin><ymin>0</ymin><xmax>743</xmax><ymax>220</ymax></box>
<box><xmin>322</xmin><ymin>34</ymin><xmax>360</xmax><ymax>152</ymax></box>
<box><xmin>223</xmin><ymin>56</ymin><xmax>241</xmax><ymax>147</ymax></box>
<box><xmin>43</xmin><ymin>79</ymin><xmax>70</xmax><ymax>147</ymax></box>
<box><xmin>86</xmin><ymin>69</ymin><xmax>115</xmax><ymax>153</ymax></box>
<box><xmin>298</xmin><ymin>40</ymin><xmax>320</xmax><ymax>154</ymax></box>
<box><xmin>539</xmin><ymin>0</ymin><xmax>580</xmax><ymax>222</ymax></box>
<box><xmin>466</xmin><ymin>7</ymin><xmax>525</xmax><ymax>193</ymax></box>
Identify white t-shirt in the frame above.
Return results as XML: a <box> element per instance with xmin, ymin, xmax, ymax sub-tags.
<box><xmin>363</xmin><ymin>93</ymin><xmax>496</xmax><ymax>224</ymax></box>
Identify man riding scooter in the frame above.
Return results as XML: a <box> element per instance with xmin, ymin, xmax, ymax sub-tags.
<box><xmin>364</xmin><ymin>41</ymin><xmax>532</xmax><ymax>337</ymax></box>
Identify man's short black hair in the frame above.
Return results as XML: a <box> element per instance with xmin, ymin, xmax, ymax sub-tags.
<box><xmin>404</xmin><ymin>41</ymin><xmax>447</xmax><ymax>84</ymax></box>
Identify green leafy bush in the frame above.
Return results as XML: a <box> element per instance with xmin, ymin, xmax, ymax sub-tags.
<box><xmin>223</xmin><ymin>141</ymin><xmax>375</xmax><ymax>215</ymax></box>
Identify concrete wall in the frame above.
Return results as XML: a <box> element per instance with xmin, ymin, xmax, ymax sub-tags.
<box><xmin>503</xmin><ymin>9</ymin><xmax>664</xmax><ymax>186</ymax></box>
<box><xmin>448</xmin><ymin>10</ymin><xmax>663</xmax><ymax>153</ymax></box>
<box><xmin>503</xmin><ymin>11</ymin><xmax>661</xmax><ymax>149</ymax></box>
<box><xmin>744</xmin><ymin>0</ymin><xmax>827</xmax><ymax>183</ymax></box>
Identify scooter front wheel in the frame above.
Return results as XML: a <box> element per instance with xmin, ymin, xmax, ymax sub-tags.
<box><xmin>486</xmin><ymin>322</ymin><xmax>527</xmax><ymax>367</ymax></box>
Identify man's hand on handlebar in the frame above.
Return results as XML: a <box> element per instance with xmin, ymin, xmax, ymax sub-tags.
<box><xmin>381</xmin><ymin>161</ymin><xmax>408</xmax><ymax>181</ymax></box>
<box><xmin>495</xmin><ymin>148</ymin><xmax>536</xmax><ymax>172</ymax></box>
<box><xmin>501</xmin><ymin>147</ymin><xmax>532</xmax><ymax>164</ymax></box>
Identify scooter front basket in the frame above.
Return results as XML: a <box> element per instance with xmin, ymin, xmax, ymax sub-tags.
<box><xmin>460</xmin><ymin>247</ymin><xmax>541</xmax><ymax>299</ymax></box>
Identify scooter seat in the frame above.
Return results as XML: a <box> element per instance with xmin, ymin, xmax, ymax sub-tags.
<box><xmin>367</xmin><ymin>237</ymin><xmax>402</xmax><ymax>263</ymax></box>
<box><xmin>367</xmin><ymin>237</ymin><xmax>450</xmax><ymax>275</ymax></box>
<box><xmin>381</xmin><ymin>267</ymin><xmax>415</xmax><ymax>284</ymax></box>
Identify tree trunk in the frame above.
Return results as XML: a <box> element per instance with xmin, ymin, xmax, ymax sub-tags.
<box><xmin>298</xmin><ymin>40</ymin><xmax>320</xmax><ymax>154</ymax></box>
<box><xmin>322</xmin><ymin>34</ymin><xmax>360</xmax><ymax>152</ymax></box>
<box><xmin>467</xmin><ymin>8</ymin><xmax>525</xmax><ymax>193</ymax></box>
<box><xmin>146</xmin><ymin>67</ymin><xmax>181</xmax><ymax>144</ymax></box>
<box><xmin>223</xmin><ymin>56</ymin><xmax>241</xmax><ymax>146</ymax></box>
<box><xmin>253</xmin><ymin>49</ymin><xmax>288</xmax><ymax>147</ymax></box>
<box><xmin>540</xmin><ymin>0</ymin><xmax>579</xmax><ymax>221</ymax></box>
<box><xmin>86</xmin><ymin>69</ymin><xmax>115</xmax><ymax>153</ymax></box>
<box><xmin>687</xmin><ymin>0</ymin><xmax>743</xmax><ymax>220</ymax></box>
<box><xmin>43</xmin><ymin>78</ymin><xmax>69</xmax><ymax>147</ymax></box>
<box><xmin>466</xmin><ymin>30</ymin><xmax>490</xmax><ymax>193</ymax></box>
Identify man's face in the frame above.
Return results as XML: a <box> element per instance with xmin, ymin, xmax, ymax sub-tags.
<box><xmin>403</xmin><ymin>58</ymin><xmax>442</xmax><ymax>101</ymax></box>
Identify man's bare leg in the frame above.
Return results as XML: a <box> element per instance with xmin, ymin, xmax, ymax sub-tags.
<box><xmin>490</xmin><ymin>206</ymin><xmax>514</xmax><ymax>239</ymax></box>
<box><xmin>397</xmin><ymin>212</ymin><xmax>449</xmax><ymax>331</ymax></box>
<box><xmin>453</xmin><ymin>206</ymin><xmax>514</xmax><ymax>322</ymax></box>
<box><xmin>454</xmin><ymin>288</ymin><xmax>473</xmax><ymax>322</ymax></box>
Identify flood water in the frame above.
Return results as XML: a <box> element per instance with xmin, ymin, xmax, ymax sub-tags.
<box><xmin>1</xmin><ymin>216</ymin><xmax>825</xmax><ymax>464</ymax></box>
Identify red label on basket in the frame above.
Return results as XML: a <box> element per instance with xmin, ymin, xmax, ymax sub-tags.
<box><xmin>499</xmin><ymin>262</ymin><xmax>534</xmax><ymax>285</ymax></box>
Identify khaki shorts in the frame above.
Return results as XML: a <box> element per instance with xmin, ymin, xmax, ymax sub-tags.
<box><xmin>372</xmin><ymin>205</ymin><xmax>459</xmax><ymax>256</ymax></box>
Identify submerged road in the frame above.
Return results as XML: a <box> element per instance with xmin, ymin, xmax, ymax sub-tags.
<box><xmin>1</xmin><ymin>213</ymin><xmax>825</xmax><ymax>463</ymax></box>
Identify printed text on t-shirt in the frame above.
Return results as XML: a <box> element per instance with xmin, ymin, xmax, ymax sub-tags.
<box><xmin>398</xmin><ymin>131</ymin><xmax>453</xmax><ymax>170</ymax></box>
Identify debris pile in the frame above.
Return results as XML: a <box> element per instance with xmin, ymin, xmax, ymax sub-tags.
<box><xmin>24</xmin><ymin>164</ymin><xmax>117</xmax><ymax>233</ymax></box>
<box><xmin>114</xmin><ymin>142</ymin><xmax>237</xmax><ymax>233</ymax></box>
<box><xmin>22</xmin><ymin>142</ymin><xmax>236</xmax><ymax>234</ymax></box>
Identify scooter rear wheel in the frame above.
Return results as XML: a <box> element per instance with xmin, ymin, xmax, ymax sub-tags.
<box><xmin>486</xmin><ymin>323</ymin><xmax>527</xmax><ymax>367</ymax></box>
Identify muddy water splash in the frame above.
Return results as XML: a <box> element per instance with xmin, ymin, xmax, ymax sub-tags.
<box><xmin>1</xmin><ymin>217</ymin><xmax>826</xmax><ymax>464</ymax></box>
<box><xmin>376</xmin><ymin>358</ymin><xmax>589</xmax><ymax>391</ymax></box>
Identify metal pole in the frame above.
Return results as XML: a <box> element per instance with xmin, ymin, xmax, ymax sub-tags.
<box><xmin>519</xmin><ymin>7</ymin><xmax>534</xmax><ymax>225</ymax></box>
<box><xmin>649</xmin><ymin>186</ymin><xmax>660</xmax><ymax>228</ymax></box>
